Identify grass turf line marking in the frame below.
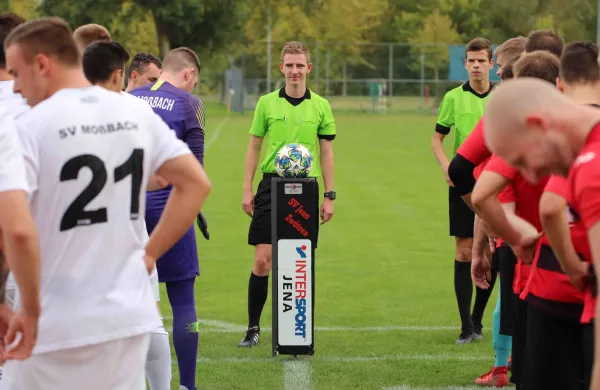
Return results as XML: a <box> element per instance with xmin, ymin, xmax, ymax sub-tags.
<box><xmin>204</xmin><ymin>116</ymin><xmax>229</xmax><ymax>150</ymax></box>
<box><xmin>163</xmin><ymin>317</ymin><xmax>457</xmax><ymax>333</ymax></box>
<box><xmin>170</xmin><ymin>353</ymin><xmax>491</xmax><ymax>365</ymax></box>
<box><xmin>283</xmin><ymin>360</ymin><xmax>313</xmax><ymax>390</ymax></box>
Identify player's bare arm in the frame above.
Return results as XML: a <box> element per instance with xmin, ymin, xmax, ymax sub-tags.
<box><xmin>147</xmin><ymin>175</ymin><xmax>168</xmax><ymax>191</ymax></box>
<box><xmin>242</xmin><ymin>135</ymin><xmax>263</xmax><ymax>217</ymax></box>
<box><xmin>0</xmin><ymin>190</ymin><xmax>40</xmax><ymax>360</ymax></box>
<box><xmin>471</xmin><ymin>215</ymin><xmax>491</xmax><ymax>289</ymax></box>
<box><xmin>540</xmin><ymin>192</ymin><xmax>588</xmax><ymax>290</ymax></box>
<box><xmin>431</xmin><ymin>132</ymin><xmax>453</xmax><ymax>186</ymax></box>
<box><xmin>319</xmin><ymin>138</ymin><xmax>334</xmax><ymax>224</ymax></box>
<box><xmin>145</xmin><ymin>154</ymin><xmax>211</xmax><ymax>268</ymax></box>
<box><xmin>472</xmin><ymin>171</ymin><xmax>518</xmax><ymax>242</ymax></box>
<box><xmin>472</xmin><ymin>171</ymin><xmax>540</xmax><ymax>262</ymax></box>
<box><xmin>471</xmin><ymin>202</ymin><xmax>515</xmax><ymax>288</ymax></box>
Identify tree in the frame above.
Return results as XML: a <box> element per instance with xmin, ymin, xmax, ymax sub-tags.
<box><xmin>7</xmin><ymin>0</ymin><xmax>39</xmax><ymax>19</ymax></box>
<box><xmin>39</xmin><ymin>0</ymin><xmax>244</xmax><ymax>58</ymax></box>
<box><xmin>243</xmin><ymin>0</ymin><xmax>387</xmax><ymax>92</ymax></box>
<box><xmin>408</xmin><ymin>8</ymin><xmax>460</xmax><ymax>97</ymax></box>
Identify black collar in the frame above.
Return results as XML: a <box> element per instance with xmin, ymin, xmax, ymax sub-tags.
<box><xmin>279</xmin><ymin>86</ymin><xmax>311</xmax><ymax>106</ymax></box>
<box><xmin>462</xmin><ymin>82</ymin><xmax>494</xmax><ymax>99</ymax></box>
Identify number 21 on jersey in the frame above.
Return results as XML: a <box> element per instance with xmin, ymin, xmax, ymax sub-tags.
<box><xmin>59</xmin><ymin>149</ymin><xmax>144</xmax><ymax>232</ymax></box>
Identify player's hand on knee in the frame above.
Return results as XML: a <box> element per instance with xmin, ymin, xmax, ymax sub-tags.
<box><xmin>242</xmin><ymin>189</ymin><xmax>254</xmax><ymax>217</ymax></box>
<box><xmin>320</xmin><ymin>199</ymin><xmax>334</xmax><ymax>225</ymax></box>
<box><xmin>3</xmin><ymin>310</ymin><xmax>38</xmax><ymax>361</ymax></box>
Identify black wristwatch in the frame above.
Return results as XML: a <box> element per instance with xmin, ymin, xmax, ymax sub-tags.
<box><xmin>324</xmin><ymin>191</ymin><xmax>336</xmax><ymax>200</ymax></box>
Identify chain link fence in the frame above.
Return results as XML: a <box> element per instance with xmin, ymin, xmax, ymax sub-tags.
<box><xmin>218</xmin><ymin>42</ymin><xmax>485</xmax><ymax>114</ymax></box>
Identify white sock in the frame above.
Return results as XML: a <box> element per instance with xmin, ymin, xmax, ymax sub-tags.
<box><xmin>145</xmin><ymin>325</ymin><xmax>172</xmax><ymax>390</ymax></box>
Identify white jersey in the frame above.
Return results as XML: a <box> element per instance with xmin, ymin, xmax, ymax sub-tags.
<box><xmin>0</xmin><ymin>80</ymin><xmax>30</xmax><ymax>294</ymax></box>
<box><xmin>0</xmin><ymin>108</ymin><xmax>28</xmax><ymax>193</ymax></box>
<box><xmin>0</xmin><ymin>80</ymin><xmax>29</xmax><ymax>119</ymax></box>
<box><xmin>15</xmin><ymin>86</ymin><xmax>191</xmax><ymax>354</ymax></box>
<box><xmin>121</xmin><ymin>91</ymin><xmax>151</xmax><ymax>244</ymax></box>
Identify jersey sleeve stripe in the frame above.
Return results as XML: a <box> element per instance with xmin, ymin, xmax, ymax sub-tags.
<box><xmin>187</xmin><ymin>96</ymin><xmax>205</xmax><ymax>129</ymax></box>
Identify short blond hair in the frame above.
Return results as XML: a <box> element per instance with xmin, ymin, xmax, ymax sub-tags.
<box><xmin>494</xmin><ymin>37</ymin><xmax>526</xmax><ymax>62</ymax></box>
<box><xmin>73</xmin><ymin>24</ymin><xmax>111</xmax><ymax>50</ymax></box>
<box><xmin>280</xmin><ymin>41</ymin><xmax>310</xmax><ymax>63</ymax></box>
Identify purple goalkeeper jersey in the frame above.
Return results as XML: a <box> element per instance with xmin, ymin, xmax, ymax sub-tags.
<box><xmin>131</xmin><ymin>80</ymin><xmax>205</xmax><ymax>282</ymax></box>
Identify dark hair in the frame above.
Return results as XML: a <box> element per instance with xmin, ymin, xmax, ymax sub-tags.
<box><xmin>5</xmin><ymin>16</ymin><xmax>80</xmax><ymax>66</ymax></box>
<box><xmin>0</xmin><ymin>12</ymin><xmax>26</xmax><ymax>67</ymax></box>
<box><xmin>559</xmin><ymin>41</ymin><xmax>600</xmax><ymax>84</ymax></box>
<box><xmin>465</xmin><ymin>37</ymin><xmax>493</xmax><ymax>60</ymax></box>
<box><xmin>525</xmin><ymin>29</ymin><xmax>565</xmax><ymax>58</ymax></box>
<box><xmin>128</xmin><ymin>52</ymin><xmax>162</xmax><ymax>77</ymax></box>
<box><xmin>163</xmin><ymin>47</ymin><xmax>200</xmax><ymax>73</ymax></box>
<box><xmin>82</xmin><ymin>41</ymin><xmax>130</xmax><ymax>84</ymax></box>
<box><xmin>513</xmin><ymin>51</ymin><xmax>560</xmax><ymax>85</ymax></box>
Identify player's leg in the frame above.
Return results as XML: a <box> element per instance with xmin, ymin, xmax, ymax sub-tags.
<box><xmin>165</xmin><ymin>278</ymin><xmax>198</xmax><ymax>390</ymax></box>
<box><xmin>498</xmin><ymin>244</ymin><xmax>516</xmax><ymax>337</ymax></box>
<box><xmin>475</xmin><ymin>283</ymin><xmax>511</xmax><ymax>387</ymax></box>
<box><xmin>582</xmin><ymin>323</ymin><xmax>594</xmax><ymax>390</ymax></box>
<box><xmin>451</xmin><ymin>185</ymin><xmax>494</xmax><ymax>343</ymax></box>
<box><xmin>240</xmin><ymin>174</ymin><xmax>274</xmax><ymax>347</ymax></box>
<box><xmin>450</xmin><ymin>186</ymin><xmax>474</xmax><ymax>343</ymax></box>
<box><xmin>471</xmin><ymin>251</ymin><xmax>497</xmax><ymax>340</ymax></box>
<box><xmin>510</xmin><ymin>293</ymin><xmax>528</xmax><ymax>389</ymax></box>
<box><xmin>146</xmin><ymin>268</ymin><xmax>172</xmax><ymax>390</ymax></box>
<box><xmin>240</xmin><ymin>244</ymin><xmax>271</xmax><ymax>347</ymax></box>
<box><xmin>524</xmin><ymin>305</ymin><xmax>583</xmax><ymax>390</ymax></box>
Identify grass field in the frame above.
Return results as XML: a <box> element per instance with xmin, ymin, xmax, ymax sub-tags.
<box><xmin>158</xmin><ymin>101</ymin><xmax>503</xmax><ymax>390</ymax></box>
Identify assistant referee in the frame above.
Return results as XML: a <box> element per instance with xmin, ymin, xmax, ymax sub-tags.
<box><xmin>239</xmin><ymin>41</ymin><xmax>336</xmax><ymax>347</ymax></box>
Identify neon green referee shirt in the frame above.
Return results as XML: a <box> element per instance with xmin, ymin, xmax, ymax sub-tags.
<box><xmin>436</xmin><ymin>82</ymin><xmax>494</xmax><ymax>155</ymax></box>
<box><xmin>250</xmin><ymin>87</ymin><xmax>336</xmax><ymax>177</ymax></box>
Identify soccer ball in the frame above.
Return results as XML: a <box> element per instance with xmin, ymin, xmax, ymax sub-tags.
<box><xmin>274</xmin><ymin>144</ymin><xmax>313</xmax><ymax>178</ymax></box>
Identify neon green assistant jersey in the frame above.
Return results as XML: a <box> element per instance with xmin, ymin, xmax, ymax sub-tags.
<box><xmin>250</xmin><ymin>87</ymin><xmax>336</xmax><ymax>177</ymax></box>
<box><xmin>436</xmin><ymin>82</ymin><xmax>494</xmax><ymax>155</ymax></box>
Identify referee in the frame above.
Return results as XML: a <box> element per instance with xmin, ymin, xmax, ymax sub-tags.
<box><xmin>239</xmin><ymin>41</ymin><xmax>336</xmax><ymax>347</ymax></box>
<box><xmin>431</xmin><ymin>37</ymin><xmax>495</xmax><ymax>344</ymax></box>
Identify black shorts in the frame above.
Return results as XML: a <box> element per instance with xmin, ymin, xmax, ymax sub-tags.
<box><xmin>498</xmin><ymin>243</ymin><xmax>517</xmax><ymax>336</ymax></box>
<box><xmin>583</xmin><ymin>322</ymin><xmax>594</xmax><ymax>390</ymax></box>
<box><xmin>511</xmin><ymin>293</ymin><xmax>528</xmax><ymax>388</ymax></box>
<box><xmin>248</xmin><ymin>173</ymin><xmax>320</xmax><ymax>246</ymax></box>
<box><xmin>449</xmin><ymin>186</ymin><xmax>475</xmax><ymax>238</ymax></box>
<box><xmin>524</xmin><ymin>305</ymin><xmax>583</xmax><ymax>390</ymax></box>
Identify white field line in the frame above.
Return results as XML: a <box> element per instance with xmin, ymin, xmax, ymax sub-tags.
<box><xmin>170</xmin><ymin>353</ymin><xmax>491</xmax><ymax>365</ymax></box>
<box><xmin>162</xmin><ymin>317</ymin><xmax>458</xmax><ymax>333</ymax></box>
<box><xmin>204</xmin><ymin>116</ymin><xmax>229</xmax><ymax>149</ymax></box>
<box><xmin>284</xmin><ymin>360</ymin><xmax>312</xmax><ymax>390</ymax></box>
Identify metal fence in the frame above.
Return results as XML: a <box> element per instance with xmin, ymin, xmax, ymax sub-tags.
<box><xmin>221</xmin><ymin>42</ymin><xmax>486</xmax><ymax>113</ymax></box>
